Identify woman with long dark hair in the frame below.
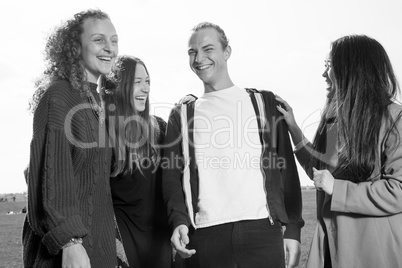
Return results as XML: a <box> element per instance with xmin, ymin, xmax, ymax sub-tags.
<box><xmin>106</xmin><ymin>55</ymin><xmax>172</xmax><ymax>268</ymax></box>
<box><xmin>277</xmin><ymin>35</ymin><xmax>402</xmax><ymax>267</ymax></box>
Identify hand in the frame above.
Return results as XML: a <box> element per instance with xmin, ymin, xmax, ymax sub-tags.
<box><xmin>284</xmin><ymin>238</ymin><xmax>300</xmax><ymax>268</ymax></box>
<box><xmin>176</xmin><ymin>94</ymin><xmax>197</xmax><ymax>105</ymax></box>
<box><xmin>275</xmin><ymin>95</ymin><xmax>297</xmax><ymax>130</ymax></box>
<box><xmin>313</xmin><ymin>167</ymin><xmax>335</xmax><ymax>195</ymax></box>
<box><xmin>62</xmin><ymin>243</ymin><xmax>91</xmax><ymax>268</ymax></box>
<box><xmin>170</xmin><ymin>225</ymin><xmax>196</xmax><ymax>258</ymax></box>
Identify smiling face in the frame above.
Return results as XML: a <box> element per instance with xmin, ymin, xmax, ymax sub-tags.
<box><xmin>80</xmin><ymin>18</ymin><xmax>118</xmax><ymax>83</ymax></box>
<box><xmin>188</xmin><ymin>28</ymin><xmax>231</xmax><ymax>90</ymax></box>
<box><xmin>132</xmin><ymin>64</ymin><xmax>150</xmax><ymax>112</ymax></box>
<box><xmin>322</xmin><ymin>56</ymin><xmax>335</xmax><ymax>96</ymax></box>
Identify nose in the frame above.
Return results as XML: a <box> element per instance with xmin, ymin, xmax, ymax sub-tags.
<box><xmin>194</xmin><ymin>51</ymin><xmax>205</xmax><ymax>63</ymax></box>
<box><xmin>322</xmin><ymin>67</ymin><xmax>328</xmax><ymax>78</ymax></box>
<box><xmin>103</xmin><ymin>40</ymin><xmax>112</xmax><ymax>53</ymax></box>
<box><xmin>141</xmin><ymin>83</ymin><xmax>150</xmax><ymax>93</ymax></box>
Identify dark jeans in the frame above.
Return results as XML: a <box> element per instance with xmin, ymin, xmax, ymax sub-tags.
<box><xmin>184</xmin><ymin>218</ymin><xmax>285</xmax><ymax>268</ymax></box>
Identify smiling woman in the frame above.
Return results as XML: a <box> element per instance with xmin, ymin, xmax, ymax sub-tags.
<box><xmin>23</xmin><ymin>9</ymin><xmax>120</xmax><ymax>268</ymax></box>
<box><xmin>105</xmin><ymin>55</ymin><xmax>172</xmax><ymax>268</ymax></box>
<box><xmin>80</xmin><ymin>18</ymin><xmax>118</xmax><ymax>83</ymax></box>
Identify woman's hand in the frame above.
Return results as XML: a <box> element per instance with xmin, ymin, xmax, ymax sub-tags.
<box><xmin>313</xmin><ymin>167</ymin><xmax>335</xmax><ymax>195</ymax></box>
<box><xmin>62</xmin><ymin>243</ymin><xmax>91</xmax><ymax>268</ymax></box>
<box><xmin>275</xmin><ymin>95</ymin><xmax>305</xmax><ymax>146</ymax></box>
<box><xmin>275</xmin><ymin>95</ymin><xmax>298</xmax><ymax>130</ymax></box>
<box><xmin>176</xmin><ymin>94</ymin><xmax>197</xmax><ymax>105</ymax></box>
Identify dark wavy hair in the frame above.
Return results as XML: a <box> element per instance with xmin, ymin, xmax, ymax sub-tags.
<box><xmin>106</xmin><ymin>55</ymin><xmax>160</xmax><ymax>176</ymax></box>
<box><xmin>331</xmin><ymin>35</ymin><xmax>400</xmax><ymax>181</ymax></box>
<box><xmin>29</xmin><ymin>9</ymin><xmax>110</xmax><ymax>112</ymax></box>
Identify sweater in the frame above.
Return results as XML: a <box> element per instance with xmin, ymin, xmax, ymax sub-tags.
<box><xmin>22</xmin><ymin>80</ymin><xmax>117</xmax><ymax>267</ymax></box>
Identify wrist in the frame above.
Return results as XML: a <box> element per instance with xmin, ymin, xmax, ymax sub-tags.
<box><xmin>62</xmin><ymin>238</ymin><xmax>83</xmax><ymax>249</ymax></box>
<box><xmin>289</xmin><ymin>125</ymin><xmax>303</xmax><ymax>143</ymax></box>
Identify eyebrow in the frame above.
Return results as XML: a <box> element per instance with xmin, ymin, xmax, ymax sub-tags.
<box><xmin>202</xmin><ymin>44</ymin><xmax>214</xmax><ymax>49</ymax></box>
<box><xmin>188</xmin><ymin>43</ymin><xmax>215</xmax><ymax>53</ymax></box>
<box><xmin>90</xmin><ymin>33</ymin><xmax>118</xmax><ymax>38</ymax></box>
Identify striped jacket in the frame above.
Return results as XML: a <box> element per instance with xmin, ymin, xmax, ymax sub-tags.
<box><xmin>162</xmin><ymin>89</ymin><xmax>304</xmax><ymax>241</ymax></box>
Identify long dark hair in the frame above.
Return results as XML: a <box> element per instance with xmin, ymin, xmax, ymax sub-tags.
<box><xmin>29</xmin><ymin>9</ymin><xmax>110</xmax><ymax>112</ymax></box>
<box><xmin>331</xmin><ymin>35</ymin><xmax>399</xmax><ymax>181</ymax></box>
<box><xmin>106</xmin><ymin>55</ymin><xmax>160</xmax><ymax>176</ymax></box>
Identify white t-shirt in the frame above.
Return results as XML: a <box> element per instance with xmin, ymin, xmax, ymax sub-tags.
<box><xmin>194</xmin><ymin>85</ymin><xmax>269</xmax><ymax>228</ymax></box>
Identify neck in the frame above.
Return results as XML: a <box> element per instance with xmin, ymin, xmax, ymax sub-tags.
<box><xmin>96</xmin><ymin>75</ymin><xmax>105</xmax><ymax>94</ymax></box>
<box><xmin>203</xmin><ymin>77</ymin><xmax>234</xmax><ymax>93</ymax></box>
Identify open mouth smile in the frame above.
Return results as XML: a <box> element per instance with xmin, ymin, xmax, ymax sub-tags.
<box><xmin>196</xmin><ymin>64</ymin><xmax>212</xmax><ymax>70</ymax></box>
<box><xmin>135</xmin><ymin>96</ymin><xmax>147</xmax><ymax>101</ymax></box>
<box><xmin>98</xmin><ymin>56</ymin><xmax>113</xmax><ymax>62</ymax></box>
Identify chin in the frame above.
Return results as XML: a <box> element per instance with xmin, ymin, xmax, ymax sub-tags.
<box><xmin>326</xmin><ymin>89</ymin><xmax>335</xmax><ymax>99</ymax></box>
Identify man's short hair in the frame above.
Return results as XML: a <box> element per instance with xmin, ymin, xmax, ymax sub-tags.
<box><xmin>192</xmin><ymin>22</ymin><xmax>229</xmax><ymax>49</ymax></box>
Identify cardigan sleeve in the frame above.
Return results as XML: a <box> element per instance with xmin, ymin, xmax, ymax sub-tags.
<box><xmin>161</xmin><ymin>105</ymin><xmax>191</xmax><ymax>229</ymax></box>
<box><xmin>27</xmin><ymin>85</ymin><xmax>88</xmax><ymax>255</ymax></box>
<box><xmin>331</xmin><ymin>107</ymin><xmax>402</xmax><ymax>216</ymax></box>
<box><xmin>271</xmin><ymin>93</ymin><xmax>304</xmax><ymax>241</ymax></box>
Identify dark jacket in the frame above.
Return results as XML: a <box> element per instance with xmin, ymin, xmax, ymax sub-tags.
<box><xmin>162</xmin><ymin>89</ymin><xmax>304</xmax><ymax>241</ymax></box>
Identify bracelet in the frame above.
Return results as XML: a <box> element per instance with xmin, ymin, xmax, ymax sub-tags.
<box><xmin>62</xmin><ymin>237</ymin><xmax>83</xmax><ymax>249</ymax></box>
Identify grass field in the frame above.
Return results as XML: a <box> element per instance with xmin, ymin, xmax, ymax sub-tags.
<box><xmin>0</xmin><ymin>190</ymin><xmax>316</xmax><ymax>267</ymax></box>
<box><xmin>0</xmin><ymin>201</ymin><xmax>26</xmax><ymax>268</ymax></box>
<box><xmin>299</xmin><ymin>189</ymin><xmax>316</xmax><ymax>267</ymax></box>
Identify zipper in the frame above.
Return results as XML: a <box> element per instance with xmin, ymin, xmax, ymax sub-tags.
<box><xmin>260</xmin><ymin>142</ymin><xmax>275</xmax><ymax>226</ymax></box>
<box><xmin>256</xmin><ymin>94</ymin><xmax>274</xmax><ymax>226</ymax></box>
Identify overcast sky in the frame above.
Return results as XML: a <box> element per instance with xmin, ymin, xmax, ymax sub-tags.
<box><xmin>1</xmin><ymin>0</ymin><xmax>402</xmax><ymax>193</ymax></box>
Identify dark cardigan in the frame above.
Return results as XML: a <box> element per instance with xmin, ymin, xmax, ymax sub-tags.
<box><xmin>23</xmin><ymin>80</ymin><xmax>116</xmax><ymax>267</ymax></box>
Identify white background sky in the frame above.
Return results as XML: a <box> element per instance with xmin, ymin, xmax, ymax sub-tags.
<box><xmin>1</xmin><ymin>0</ymin><xmax>402</xmax><ymax>193</ymax></box>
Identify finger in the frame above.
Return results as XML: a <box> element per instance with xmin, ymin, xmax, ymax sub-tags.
<box><xmin>181</xmin><ymin>96</ymin><xmax>192</xmax><ymax>103</ymax></box>
<box><xmin>275</xmin><ymin>95</ymin><xmax>291</xmax><ymax>108</ymax></box>
<box><xmin>283</xmin><ymin>245</ymin><xmax>288</xmax><ymax>267</ymax></box>
<box><xmin>178</xmin><ymin>248</ymin><xmax>197</xmax><ymax>258</ymax></box>
<box><xmin>313</xmin><ymin>171</ymin><xmax>321</xmax><ymax>181</ymax></box>
<box><xmin>171</xmin><ymin>235</ymin><xmax>182</xmax><ymax>250</ymax></box>
<box><xmin>286</xmin><ymin>251</ymin><xmax>299</xmax><ymax>268</ymax></box>
<box><xmin>312</xmin><ymin>167</ymin><xmax>322</xmax><ymax>176</ymax></box>
<box><xmin>275</xmin><ymin>95</ymin><xmax>285</xmax><ymax>103</ymax></box>
<box><xmin>276</xmin><ymin>105</ymin><xmax>288</xmax><ymax>114</ymax></box>
<box><xmin>276</xmin><ymin>99</ymin><xmax>289</xmax><ymax>109</ymax></box>
<box><xmin>313</xmin><ymin>174</ymin><xmax>321</xmax><ymax>181</ymax></box>
<box><xmin>275</xmin><ymin>94</ymin><xmax>283</xmax><ymax>101</ymax></box>
<box><xmin>172</xmin><ymin>237</ymin><xmax>196</xmax><ymax>258</ymax></box>
<box><xmin>179</xmin><ymin>229</ymin><xmax>189</xmax><ymax>245</ymax></box>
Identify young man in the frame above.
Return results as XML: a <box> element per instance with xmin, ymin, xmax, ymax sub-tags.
<box><xmin>162</xmin><ymin>22</ymin><xmax>304</xmax><ymax>268</ymax></box>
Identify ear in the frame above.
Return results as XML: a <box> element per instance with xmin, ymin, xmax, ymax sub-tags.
<box><xmin>224</xmin><ymin>45</ymin><xmax>232</xmax><ymax>60</ymax></box>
